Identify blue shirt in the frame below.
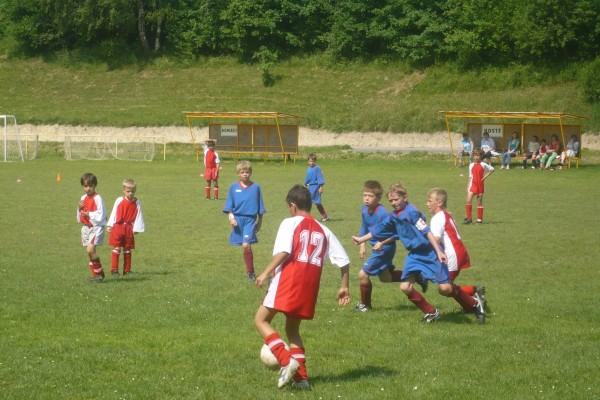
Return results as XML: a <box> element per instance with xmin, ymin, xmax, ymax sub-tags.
<box><xmin>370</xmin><ymin>203</ymin><xmax>431</xmax><ymax>252</ymax></box>
<box><xmin>359</xmin><ymin>204</ymin><xmax>397</xmax><ymax>246</ymax></box>
<box><xmin>304</xmin><ymin>165</ymin><xmax>325</xmax><ymax>187</ymax></box>
<box><xmin>223</xmin><ymin>181</ymin><xmax>266</xmax><ymax>217</ymax></box>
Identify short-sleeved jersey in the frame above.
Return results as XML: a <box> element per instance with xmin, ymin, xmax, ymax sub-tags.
<box><xmin>203</xmin><ymin>144</ymin><xmax>220</xmax><ymax>168</ymax></box>
<box><xmin>304</xmin><ymin>165</ymin><xmax>325</xmax><ymax>203</ymax></box>
<box><xmin>263</xmin><ymin>215</ymin><xmax>350</xmax><ymax>320</ymax></box>
<box><xmin>370</xmin><ymin>203</ymin><xmax>431</xmax><ymax>252</ymax></box>
<box><xmin>429</xmin><ymin>210</ymin><xmax>470</xmax><ymax>272</ymax></box>
<box><xmin>468</xmin><ymin>161</ymin><xmax>494</xmax><ymax>195</ymax></box>
<box><xmin>77</xmin><ymin>193</ymin><xmax>106</xmax><ymax>227</ymax></box>
<box><xmin>223</xmin><ymin>181</ymin><xmax>266</xmax><ymax>217</ymax></box>
<box><xmin>107</xmin><ymin>196</ymin><xmax>145</xmax><ymax>232</ymax></box>
<box><xmin>359</xmin><ymin>204</ymin><xmax>397</xmax><ymax>246</ymax></box>
<box><xmin>370</xmin><ymin>203</ymin><xmax>448</xmax><ymax>283</ymax></box>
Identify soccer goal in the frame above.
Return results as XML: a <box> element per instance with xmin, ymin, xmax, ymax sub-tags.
<box><xmin>1</xmin><ymin>115</ymin><xmax>24</xmax><ymax>162</ymax></box>
<box><xmin>64</xmin><ymin>135</ymin><xmax>165</xmax><ymax>161</ymax></box>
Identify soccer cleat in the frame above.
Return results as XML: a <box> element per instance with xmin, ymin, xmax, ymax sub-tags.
<box><xmin>462</xmin><ymin>218</ymin><xmax>472</xmax><ymax>225</ymax></box>
<box><xmin>475</xmin><ymin>285</ymin><xmax>486</xmax><ymax>304</ymax></box>
<box><xmin>91</xmin><ymin>276</ymin><xmax>104</xmax><ymax>283</ymax></box>
<box><xmin>124</xmin><ymin>271</ymin><xmax>134</xmax><ymax>276</ymax></box>
<box><xmin>111</xmin><ymin>271</ymin><xmax>120</xmax><ymax>277</ymax></box>
<box><xmin>247</xmin><ymin>272</ymin><xmax>256</xmax><ymax>282</ymax></box>
<box><xmin>421</xmin><ymin>309</ymin><xmax>440</xmax><ymax>323</ymax></box>
<box><xmin>321</xmin><ymin>217</ymin><xmax>329</xmax><ymax>222</ymax></box>
<box><xmin>278</xmin><ymin>358</ymin><xmax>300</xmax><ymax>389</ymax></box>
<box><xmin>352</xmin><ymin>303</ymin><xmax>371</xmax><ymax>312</ymax></box>
<box><xmin>473</xmin><ymin>292</ymin><xmax>486</xmax><ymax>324</ymax></box>
<box><xmin>476</xmin><ymin>220</ymin><xmax>482</xmax><ymax>224</ymax></box>
<box><xmin>291</xmin><ymin>380</ymin><xmax>311</xmax><ymax>390</ymax></box>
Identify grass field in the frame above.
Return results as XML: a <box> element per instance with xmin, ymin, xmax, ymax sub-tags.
<box><xmin>1</xmin><ymin>149</ymin><xmax>599</xmax><ymax>399</ymax></box>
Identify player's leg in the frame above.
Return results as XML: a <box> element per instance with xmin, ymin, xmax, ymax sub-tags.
<box><xmin>123</xmin><ymin>249</ymin><xmax>132</xmax><ymax>274</ymax></box>
<box><xmin>476</xmin><ymin>194</ymin><xmax>484</xmax><ymax>223</ymax></box>
<box><xmin>464</xmin><ymin>192</ymin><xmax>474</xmax><ymax>224</ymax></box>
<box><xmin>315</xmin><ymin>203</ymin><xmax>328</xmax><ymax>221</ymax></box>
<box><xmin>242</xmin><ymin>242</ymin><xmax>255</xmax><ymax>282</ymax></box>
<box><xmin>205</xmin><ymin>179</ymin><xmax>212</xmax><ymax>199</ymax></box>
<box><xmin>213</xmin><ymin>177</ymin><xmax>219</xmax><ymax>200</ymax></box>
<box><xmin>450</xmin><ymin>270</ymin><xmax>475</xmax><ymax>295</ymax></box>
<box><xmin>111</xmin><ymin>247</ymin><xmax>121</xmax><ymax>275</ymax></box>
<box><xmin>355</xmin><ymin>269</ymin><xmax>373</xmax><ymax>311</ymax></box>
<box><xmin>285</xmin><ymin>318</ymin><xmax>308</xmax><ymax>388</ymax></box>
<box><xmin>86</xmin><ymin>243</ymin><xmax>104</xmax><ymax>282</ymax></box>
<box><xmin>400</xmin><ymin>274</ymin><xmax>438</xmax><ymax>322</ymax></box>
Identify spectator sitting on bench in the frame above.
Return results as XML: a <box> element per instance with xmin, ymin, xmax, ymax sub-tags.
<box><xmin>559</xmin><ymin>134</ymin><xmax>580</xmax><ymax>168</ymax></box>
<box><xmin>540</xmin><ymin>134</ymin><xmax>561</xmax><ymax>170</ymax></box>
<box><xmin>481</xmin><ymin>132</ymin><xmax>500</xmax><ymax>164</ymax></box>
<box><xmin>456</xmin><ymin>133</ymin><xmax>475</xmax><ymax>167</ymax></box>
<box><xmin>500</xmin><ymin>131</ymin><xmax>520</xmax><ymax>169</ymax></box>
<box><xmin>522</xmin><ymin>135</ymin><xmax>540</xmax><ymax>169</ymax></box>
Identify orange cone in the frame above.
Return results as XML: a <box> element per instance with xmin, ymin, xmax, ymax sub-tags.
<box><xmin>57</xmin><ymin>173</ymin><xmax>62</xmax><ymax>182</ymax></box>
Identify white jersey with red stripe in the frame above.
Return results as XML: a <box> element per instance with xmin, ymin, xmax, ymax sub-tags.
<box><xmin>429</xmin><ymin>210</ymin><xmax>470</xmax><ymax>272</ymax></box>
<box><xmin>77</xmin><ymin>193</ymin><xmax>106</xmax><ymax>227</ymax></box>
<box><xmin>262</xmin><ymin>215</ymin><xmax>350</xmax><ymax>320</ymax></box>
<box><xmin>107</xmin><ymin>196</ymin><xmax>145</xmax><ymax>232</ymax></box>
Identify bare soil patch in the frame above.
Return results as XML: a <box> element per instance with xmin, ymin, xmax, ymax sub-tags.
<box><xmin>16</xmin><ymin>124</ymin><xmax>600</xmax><ymax>150</ymax></box>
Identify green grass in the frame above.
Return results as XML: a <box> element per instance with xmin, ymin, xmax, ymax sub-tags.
<box><xmin>1</xmin><ymin>149</ymin><xmax>599</xmax><ymax>399</ymax></box>
<box><xmin>1</xmin><ymin>57</ymin><xmax>598</xmax><ymax>132</ymax></box>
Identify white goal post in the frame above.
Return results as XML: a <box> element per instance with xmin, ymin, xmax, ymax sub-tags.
<box><xmin>1</xmin><ymin>115</ymin><xmax>24</xmax><ymax>162</ymax></box>
<box><xmin>64</xmin><ymin>135</ymin><xmax>166</xmax><ymax>161</ymax></box>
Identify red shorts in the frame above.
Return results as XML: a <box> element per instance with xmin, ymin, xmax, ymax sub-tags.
<box><xmin>109</xmin><ymin>224</ymin><xmax>135</xmax><ymax>249</ymax></box>
<box><xmin>204</xmin><ymin>167</ymin><xmax>218</xmax><ymax>180</ymax></box>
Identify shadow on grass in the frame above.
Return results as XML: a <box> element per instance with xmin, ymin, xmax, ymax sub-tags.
<box><xmin>311</xmin><ymin>365</ymin><xmax>395</xmax><ymax>385</ymax></box>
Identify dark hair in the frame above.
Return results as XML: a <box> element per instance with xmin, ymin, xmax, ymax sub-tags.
<box><xmin>286</xmin><ymin>184</ymin><xmax>312</xmax><ymax>212</ymax></box>
<box><xmin>307</xmin><ymin>153</ymin><xmax>317</xmax><ymax>161</ymax></box>
<box><xmin>363</xmin><ymin>180</ymin><xmax>383</xmax><ymax>198</ymax></box>
<box><xmin>80</xmin><ymin>172</ymin><xmax>97</xmax><ymax>186</ymax></box>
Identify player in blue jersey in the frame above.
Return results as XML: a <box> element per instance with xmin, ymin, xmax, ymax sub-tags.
<box><xmin>353</xmin><ymin>183</ymin><xmax>485</xmax><ymax>323</ymax></box>
<box><xmin>353</xmin><ymin>180</ymin><xmax>398</xmax><ymax>312</ymax></box>
<box><xmin>223</xmin><ymin>160</ymin><xmax>267</xmax><ymax>282</ymax></box>
<box><xmin>304</xmin><ymin>154</ymin><xmax>329</xmax><ymax>221</ymax></box>
<box><xmin>353</xmin><ymin>180</ymin><xmax>427</xmax><ymax>312</ymax></box>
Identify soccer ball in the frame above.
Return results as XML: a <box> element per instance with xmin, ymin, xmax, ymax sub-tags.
<box><xmin>260</xmin><ymin>343</ymin><xmax>288</xmax><ymax>370</ymax></box>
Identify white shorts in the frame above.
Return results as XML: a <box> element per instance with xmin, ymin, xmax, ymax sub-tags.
<box><xmin>566</xmin><ymin>149</ymin><xmax>577</xmax><ymax>157</ymax></box>
<box><xmin>81</xmin><ymin>225</ymin><xmax>105</xmax><ymax>246</ymax></box>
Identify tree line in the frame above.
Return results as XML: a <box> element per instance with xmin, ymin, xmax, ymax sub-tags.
<box><xmin>2</xmin><ymin>0</ymin><xmax>600</xmax><ymax>69</ymax></box>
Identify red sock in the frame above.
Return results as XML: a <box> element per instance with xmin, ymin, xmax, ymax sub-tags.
<box><xmin>89</xmin><ymin>260</ymin><xmax>95</xmax><ymax>277</ymax></box>
<box><xmin>243</xmin><ymin>247</ymin><xmax>254</xmax><ymax>273</ymax></box>
<box><xmin>391</xmin><ymin>270</ymin><xmax>403</xmax><ymax>282</ymax></box>
<box><xmin>316</xmin><ymin>204</ymin><xmax>328</xmax><ymax>219</ymax></box>
<box><xmin>359</xmin><ymin>280</ymin><xmax>372</xmax><ymax>307</ymax></box>
<box><xmin>407</xmin><ymin>289</ymin><xmax>436</xmax><ymax>314</ymax></box>
<box><xmin>265</xmin><ymin>333</ymin><xmax>292</xmax><ymax>367</ymax></box>
<box><xmin>477</xmin><ymin>206</ymin><xmax>484</xmax><ymax>221</ymax></box>
<box><xmin>111</xmin><ymin>249</ymin><xmax>120</xmax><ymax>272</ymax></box>
<box><xmin>291</xmin><ymin>347</ymin><xmax>308</xmax><ymax>381</ymax></box>
<box><xmin>205</xmin><ymin>186</ymin><xmax>210</xmax><ymax>198</ymax></box>
<box><xmin>461</xmin><ymin>285</ymin><xmax>475</xmax><ymax>296</ymax></box>
<box><xmin>450</xmin><ymin>283</ymin><xmax>476</xmax><ymax>311</ymax></box>
<box><xmin>91</xmin><ymin>258</ymin><xmax>104</xmax><ymax>277</ymax></box>
<box><xmin>123</xmin><ymin>250</ymin><xmax>132</xmax><ymax>273</ymax></box>
<box><xmin>214</xmin><ymin>188</ymin><xmax>219</xmax><ymax>199</ymax></box>
<box><xmin>466</xmin><ymin>203</ymin><xmax>473</xmax><ymax>220</ymax></box>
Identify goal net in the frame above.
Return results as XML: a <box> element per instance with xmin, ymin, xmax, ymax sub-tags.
<box><xmin>1</xmin><ymin>115</ymin><xmax>25</xmax><ymax>162</ymax></box>
<box><xmin>64</xmin><ymin>135</ymin><xmax>164</xmax><ymax>161</ymax></box>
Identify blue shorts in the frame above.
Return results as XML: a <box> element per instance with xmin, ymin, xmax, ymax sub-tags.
<box><xmin>229</xmin><ymin>215</ymin><xmax>258</xmax><ymax>246</ymax></box>
<box><xmin>361</xmin><ymin>243</ymin><xmax>396</xmax><ymax>276</ymax></box>
<box><xmin>401</xmin><ymin>249</ymin><xmax>450</xmax><ymax>284</ymax></box>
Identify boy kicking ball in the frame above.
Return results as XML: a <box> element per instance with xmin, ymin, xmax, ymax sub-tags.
<box><xmin>254</xmin><ymin>185</ymin><xmax>350</xmax><ymax>390</ymax></box>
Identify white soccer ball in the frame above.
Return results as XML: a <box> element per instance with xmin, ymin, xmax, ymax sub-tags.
<box><xmin>260</xmin><ymin>343</ymin><xmax>288</xmax><ymax>370</ymax></box>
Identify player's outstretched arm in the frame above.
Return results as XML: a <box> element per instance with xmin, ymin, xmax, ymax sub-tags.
<box><xmin>337</xmin><ymin>264</ymin><xmax>351</xmax><ymax>305</ymax></box>
<box><xmin>352</xmin><ymin>233</ymin><xmax>372</xmax><ymax>245</ymax></box>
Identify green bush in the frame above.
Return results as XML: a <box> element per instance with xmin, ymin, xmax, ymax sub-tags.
<box><xmin>582</xmin><ymin>58</ymin><xmax>600</xmax><ymax>104</ymax></box>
